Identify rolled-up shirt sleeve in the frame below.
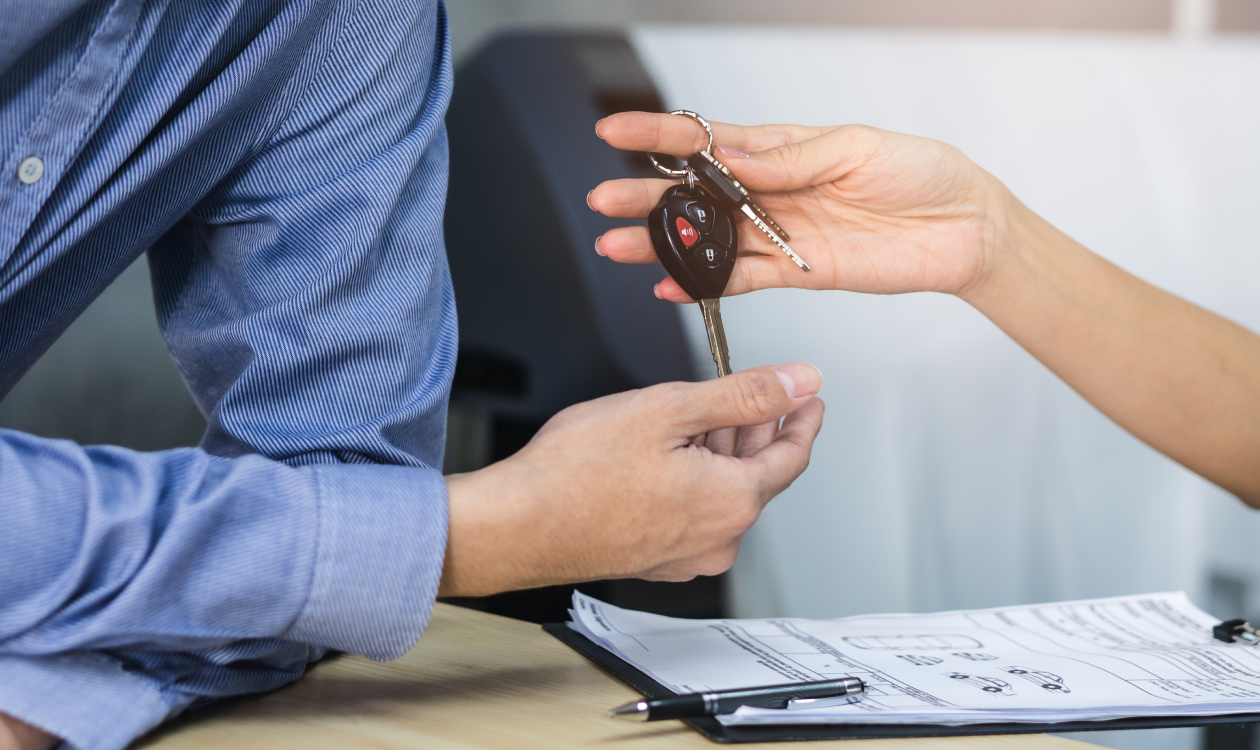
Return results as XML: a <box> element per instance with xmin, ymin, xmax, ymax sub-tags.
<box><xmin>0</xmin><ymin>439</ymin><xmax>448</xmax><ymax>749</ymax></box>
<box><xmin>0</xmin><ymin>0</ymin><xmax>457</xmax><ymax>747</ymax></box>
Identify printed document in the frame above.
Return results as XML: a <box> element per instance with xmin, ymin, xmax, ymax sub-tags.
<box><xmin>567</xmin><ymin>591</ymin><xmax>1260</xmax><ymax>726</ymax></box>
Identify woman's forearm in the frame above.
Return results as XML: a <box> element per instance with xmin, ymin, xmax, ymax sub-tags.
<box><xmin>964</xmin><ymin>188</ymin><xmax>1260</xmax><ymax>506</ymax></box>
<box><xmin>594</xmin><ymin>115</ymin><xmax>1260</xmax><ymax>499</ymax></box>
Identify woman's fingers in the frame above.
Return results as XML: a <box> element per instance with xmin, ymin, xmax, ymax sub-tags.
<box><xmin>596</xmin><ymin>226</ymin><xmax>656</xmax><ymax>264</ymax></box>
<box><xmin>653</xmin><ymin>251</ymin><xmax>809</xmax><ymax>303</ymax></box>
<box><xmin>589</xmin><ymin>178</ymin><xmax>672</xmax><ymax>219</ymax></box>
<box><xmin>597</xmin><ymin>112</ymin><xmax>752</xmax><ymax>155</ymax></box>
<box><xmin>597</xmin><ymin>220</ymin><xmax>818</xmax><ymax>300</ymax></box>
<box><xmin>596</xmin><ymin>112</ymin><xmax>834</xmax><ymax>158</ymax></box>
<box><xmin>597</xmin><ymin>223</ymin><xmax>811</xmax><ymax>292</ymax></box>
<box><xmin>655</xmin><ymin>276</ymin><xmax>690</xmax><ymax>303</ymax></box>
<box><xmin>721</xmin><ymin>124</ymin><xmax>880</xmax><ymax>193</ymax></box>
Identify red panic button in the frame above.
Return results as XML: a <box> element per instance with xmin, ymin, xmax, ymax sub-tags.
<box><xmin>676</xmin><ymin>216</ymin><xmax>699</xmax><ymax>247</ymax></box>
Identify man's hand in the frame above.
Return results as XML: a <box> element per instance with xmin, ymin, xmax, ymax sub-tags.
<box><xmin>589</xmin><ymin>112</ymin><xmax>1008</xmax><ymax>302</ymax></box>
<box><xmin>439</xmin><ymin>363</ymin><xmax>824</xmax><ymax>596</ymax></box>
<box><xmin>0</xmin><ymin>713</ymin><xmax>56</xmax><ymax>750</ymax></box>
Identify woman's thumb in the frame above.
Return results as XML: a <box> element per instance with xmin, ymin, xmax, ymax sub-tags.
<box><xmin>715</xmin><ymin>126</ymin><xmax>870</xmax><ymax>193</ymax></box>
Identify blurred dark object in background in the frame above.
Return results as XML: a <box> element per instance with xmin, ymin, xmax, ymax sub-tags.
<box><xmin>440</xmin><ymin>33</ymin><xmax>726</xmax><ymax>622</ymax></box>
<box><xmin>444</xmin><ymin>33</ymin><xmax>692</xmax><ymax>424</ymax></box>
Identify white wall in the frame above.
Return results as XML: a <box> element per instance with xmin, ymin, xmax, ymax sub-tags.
<box><xmin>447</xmin><ymin>0</ymin><xmax>1176</xmax><ymax>62</ymax></box>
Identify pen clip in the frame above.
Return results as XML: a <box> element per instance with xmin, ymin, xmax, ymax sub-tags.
<box><xmin>786</xmin><ymin>695</ymin><xmax>863</xmax><ymax>711</ymax></box>
<box><xmin>1214</xmin><ymin>619</ymin><xmax>1260</xmax><ymax>645</ymax></box>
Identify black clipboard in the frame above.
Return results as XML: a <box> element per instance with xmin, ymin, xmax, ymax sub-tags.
<box><xmin>544</xmin><ymin>622</ymin><xmax>1260</xmax><ymax>743</ymax></box>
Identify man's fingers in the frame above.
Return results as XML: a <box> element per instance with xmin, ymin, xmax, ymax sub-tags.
<box><xmin>671</xmin><ymin>364</ymin><xmax>822</xmax><ymax>435</ymax></box>
<box><xmin>704</xmin><ymin>426</ymin><xmax>737</xmax><ymax>457</ymax></box>
<box><xmin>734</xmin><ymin>420</ymin><xmax>779</xmax><ymax>458</ymax></box>
<box><xmin>747</xmin><ymin>397</ymin><xmax>826</xmax><ymax>497</ymax></box>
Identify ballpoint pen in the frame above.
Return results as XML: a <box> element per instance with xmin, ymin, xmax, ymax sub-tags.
<box><xmin>606</xmin><ymin>677</ymin><xmax>865</xmax><ymax>722</ymax></box>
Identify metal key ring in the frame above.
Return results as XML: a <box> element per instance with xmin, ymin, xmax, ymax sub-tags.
<box><xmin>647</xmin><ymin>110</ymin><xmax>713</xmax><ymax>178</ymax></box>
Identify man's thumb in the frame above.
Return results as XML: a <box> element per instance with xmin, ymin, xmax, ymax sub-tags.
<box><xmin>675</xmin><ymin>363</ymin><xmax>823</xmax><ymax>434</ymax></box>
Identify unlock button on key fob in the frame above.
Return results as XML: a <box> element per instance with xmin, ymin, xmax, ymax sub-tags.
<box><xmin>693</xmin><ymin>243</ymin><xmax>727</xmax><ymax>269</ymax></box>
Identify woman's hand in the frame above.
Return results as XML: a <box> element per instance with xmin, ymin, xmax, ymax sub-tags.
<box><xmin>589</xmin><ymin>112</ymin><xmax>1011</xmax><ymax>303</ymax></box>
<box><xmin>592</xmin><ymin>111</ymin><xmax>1260</xmax><ymax>506</ymax></box>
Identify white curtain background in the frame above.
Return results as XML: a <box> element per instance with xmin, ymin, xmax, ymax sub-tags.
<box><xmin>633</xmin><ymin>27</ymin><xmax>1260</xmax><ymax>624</ymax></box>
<box><xmin>635</xmin><ymin>32</ymin><xmax>1260</xmax><ymax>749</ymax></box>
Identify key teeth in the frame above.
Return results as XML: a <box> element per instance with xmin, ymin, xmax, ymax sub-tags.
<box><xmin>753</xmin><ymin>218</ymin><xmax>810</xmax><ymax>272</ymax></box>
<box><xmin>705</xmin><ymin>149</ymin><xmax>800</xmax><ymax>258</ymax></box>
<box><xmin>767</xmin><ymin>219</ymin><xmax>791</xmax><ymax>241</ymax></box>
<box><xmin>751</xmin><ymin>205</ymin><xmax>790</xmax><ymax>241</ymax></box>
<box><xmin>744</xmin><ymin>200</ymin><xmax>790</xmax><ymax>240</ymax></box>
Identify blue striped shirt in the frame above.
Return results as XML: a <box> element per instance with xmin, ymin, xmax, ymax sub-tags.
<box><xmin>0</xmin><ymin>2</ymin><xmax>456</xmax><ymax>748</ymax></box>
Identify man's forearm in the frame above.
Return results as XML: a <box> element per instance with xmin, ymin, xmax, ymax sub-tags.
<box><xmin>0</xmin><ymin>713</ymin><xmax>56</xmax><ymax>750</ymax></box>
<box><xmin>964</xmin><ymin>191</ymin><xmax>1260</xmax><ymax>505</ymax></box>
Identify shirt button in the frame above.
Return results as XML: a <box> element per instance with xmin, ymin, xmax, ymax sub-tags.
<box><xmin>17</xmin><ymin>156</ymin><xmax>44</xmax><ymax>185</ymax></box>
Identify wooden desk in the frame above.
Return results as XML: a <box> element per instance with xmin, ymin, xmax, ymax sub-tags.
<box><xmin>137</xmin><ymin>604</ymin><xmax>1097</xmax><ymax>749</ymax></box>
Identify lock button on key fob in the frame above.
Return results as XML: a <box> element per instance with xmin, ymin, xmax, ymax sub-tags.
<box><xmin>693</xmin><ymin>244</ymin><xmax>727</xmax><ymax>269</ymax></box>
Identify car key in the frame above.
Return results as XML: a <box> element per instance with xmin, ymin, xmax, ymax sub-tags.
<box><xmin>647</xmin><ymin>110</ymin><xmax>810</xmax><ymax>273</ymax></box>
<box><xmin>687</xmin><ymin>149</ymin><xmax>810</xmax><ymax>272</ymax></box>
<box><xmin>648</xmin><ymin>183</ymin><xmax>737</xmax><ymax>377</ymax></box>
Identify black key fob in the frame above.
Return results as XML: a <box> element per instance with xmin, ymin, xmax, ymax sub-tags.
<box><xmin>647</xmin><ymin>184</ymin><xmax>737</xmax><ymax>301</ymax></box>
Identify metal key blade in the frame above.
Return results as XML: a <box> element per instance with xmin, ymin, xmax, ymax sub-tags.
<box><xmin>699</xmin><ymin>298</ymin><xmax>732</xmax><ymax>377</ymax></box>
<box><xmin>746</xmin><ymin>199</ymin><xmax>791</xmax><ymax>242</ymax></box>
<box><xmin>695</xmin><ymin>151</ymin><xmax>792</xmax><ymax>241</ymax></box>
<box><xmin>741</xmin><ymin>204</ymin><xmax>811</xmax><ymax>272</ymax></box>
<box><xmin>690</xmin><ymin>151</ymin><xmax>808</xmax><ymax>272</ymax></box>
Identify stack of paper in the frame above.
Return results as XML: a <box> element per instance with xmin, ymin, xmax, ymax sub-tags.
<box><xmin>567</xmin><ymin>591</ymin><xmax>1260</xmax><ymax>726</ymax></box>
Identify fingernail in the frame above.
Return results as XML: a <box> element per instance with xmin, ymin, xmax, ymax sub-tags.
<box><xmin>595</xmin><ymin>118</ymin><xmax>606</xmax><ymax>139</ymax></box>
<box><xmin>716</xmin><ymin>144</ymin><xmax>750</xmax><ymax>159</ymax></box>
<box><xmin>586</xmin><ymin>190</ymin><xmax>595</xmax><ymax>210</ymax></box>
<box><xmin>595</xmin><ymin>235</ymin><xmax>605</xmax><ymax>256</ymax></box>
<box><xmin>653</xmin><ymin>283</ymin><xmax>662</xmax><ymax>299</ymax></box>
<box><xmin>773</xmin><ymin>363</ymin><xmax>823</xmax><ymax>399</ymax></box>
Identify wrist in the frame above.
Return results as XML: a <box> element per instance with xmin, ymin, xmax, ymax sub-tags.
<box><xmin>0</xmin><ymin>713</ymin><xmax>56</xmax><ymax>750</ymax></box>
<box><xmin>954</xmin><ymin>177</ymin><xmax>1105</xmax><ymax>349</ymax></box>
<box><xmin>956</xmin><ymin>175</ymin><xmax>1047</xmax><ymax>311</ymax></box>
<box><xmin>439</xmin><ymin>459</ymin><xmax>546</xmax><ymax>598</ymax></box>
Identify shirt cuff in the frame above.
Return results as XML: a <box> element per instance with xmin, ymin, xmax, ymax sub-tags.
<box><xmin>0</xmin><ymin>652</ymin><xmax>171</xmax><ymax>750</ymax></box>
<box><xmin>284</xmin><ymin>464</ymin><xmax>448</xmax><ymax>660</ymax></box>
